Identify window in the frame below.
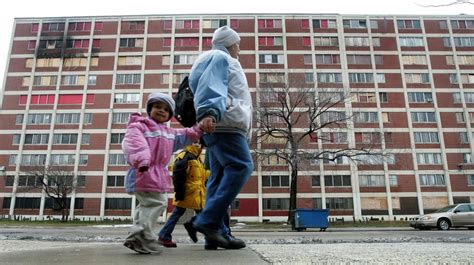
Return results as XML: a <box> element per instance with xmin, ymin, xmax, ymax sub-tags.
<box><xmin>343</xmin><ymin>19</ymin><xmax>368</xmax><ymax>29</ymax></box>
<box><xmin>116</xmin><ymin>74</ymin><xmax>141</xmax><ymax>85</ymax></box>
<box><xmin>312</xmin><ymin>176</ymin><xmax>321</xmax><ymax>186</ymax></box>
<box><xmin>43</xmin><ymin>23</ymin><xmax>65</xmax><ymax>32</ymax></box>
<box><xmin>88</xmin><ymin>75</ymin><xmax>96</xmax><ymax>86</ymax></box>
<box><xmin>66</xmin><ymin>39</ymin><xmax>90</xmax><ymax>49</ymax></box>
<box><xmin>414</xmin><ymin>132</ymin><xmax>439</xmax><ymax>143</ymax></box>
<box><xmin>451</xmin><ymin>74</ymin><xmax>474</xmax><ymax>84</ymax></box>
<box><xmin>456</xmin><ymin>55</ymin><xmax>474</xmax><ymax>65</ymax></box>
<box><xmin>61</xmin><ymin>75</ymin><xmax>85</xmax><ymax>86</ymax></box>
<box><xmin>12</xmin><ymin>134</ymin><xmax>20</xmax><ymax>145</ymax></box>
<box><xmin>109</xmin><ymin>154</ymin><xmax>127</xmax><ymax>165</ymax></box>
<box><xmin>9</xmin><ymin>155</ymin><xmax>18</xmax><ymax>166</ymax></box>
<box><xmin>175</xmin><ymin>19</ymin><xmax>199</xmax><ymax>29</ymax></box>
<box><xmin>417</xmin><ymin>153</ymin><xmax>442</xmax><ymax>165</ymax></box>
<box><xmin>174</xmin><ymin>54</ymin><xmax>198</xmax><ymax>65</ymax></box>
<box><xmin>17</xmin><ymin>175</ymin><xmax>39</xmax><ymax>187</ymax></box>
<box><xmin>261</xmin><ymin>154</ymin><xmax>287</xmax><ymax>166</ymax></box>
<box><xmin>468</xmin><ymin>175</ymin><xmax>474</xmax><ymax>186</ymax></box>
<box><xmin>33</xmin><ymin>75</ymin><xmax>58</xmax><ymax>86</ymax></box>
<box><xmin>380</xmin><ymin>92</ymin><xmax>388</xmax><ymax>103</ymax></box>
<box><xmin>320</xmin><ymin>111</ymin><xmax>346</xmax><ymax>124</ymax></box>
<box><xmin>260</xmin><ymin>73</ymin><xmax>285</xmax><ymax>83</ymax></box>
<box><xmin>110</xmin><ymin>133</ymin><xmax>125</xmax><ymax>144</ymax></box>
<box><xmin>161</xmin><ymin>73</ymin><xmax>187</xmax><ymax>84</ymax></box>
<box><xmin>455</xmin><ymin>112</ymin><xmax>465</xmax><ymax>123</ymax></box>
<box><xmin>304</xmin><ymin>73</ymin><xmax>314</xmax><ymax>83</ymax></box>
<box><xmin>460</xmin><ymin>132</ymin><xmax>469</xmax><ymax>144</ymax></box>
<box><xmin>355</xmin><ymin>132</ymin><xmax>381</xmax><ymax>143</ymax></box>
<box><xmin>53</xmin><ymin>133</ymin><xmax>78</xmax><ymax>144</ymax></box>
<box><xmin>56</xmin><ymin>113</ymin><xmax>91</xmax><ymax>124</ymax></box>
<box><xmin>408</xmin><ymin>92</ymin><xmax>433</xmax><ymax>103</ymax></box>
<box><xmin>63</xmin><ymin>58</ymin><xmax>88</xmax><ymax>68</ymax></box>
<box><xmin>258</xmin><ymin>36</ymin><xmax>283</xmax><ymax>46</ymax></box>
<box><xmin>32</xmin><ymin>58</ymin><xmax>61</xmax><ymax>68</ymax></box>
<box><xmin>319</xmin><ymin>132</ymin><xmax>348</xmax><ymax>143</ymax></box>
<box><xmin>389</xmin><ymin>175</ymin><xmax>398</xmax><ymax>186</ymax></box>
<box><xmin>24</xmin><ymin>134</ymin><xmax>49</xmax><ymax>145</ymax></box>
<box><xmin>105</xmin><ymin>198</ymin><xmax>131</xmax><ymax>210</ymax></box>
<box><xmin>259</xmin><ymin>54</ymin><xmax>284</xmax><ymax>64</ymax></box>
<box><xmin>129</xmin><ymin>21</ymin><xmax>145</xmax><ymax>30</ymax></box>
<box><xmin>322</xmin><ymin>154</ymin><xmax>350</xmax><ymax>165</ymax></box>
<box><xmin>405</xmin><ymin>73</ymin><xmax>430</xmax><ymax>84</ymax></box>
<box><xmin>359</xmin><ymin>175</ymin><xmax>385</xmax><ymax>187</ymax></box>
<box><xmin>453</xmin><ymin>37</ymin><xmax>474</xmax><ymax>47</ymax></box>
<box><xmin>20</xmin><ymin>154</ymin><xmax>46</xmax><ymax>166</ymax></box>
<box><xmin>58</xmin><ymin>94</ymin><xmax>93</xmax><ymax>105</ymax></box>
<box><xmin>349</xmin><ymin>73</ymin><xmax>374</xmax><ymax>83</ymax></box>
<box><xmin>344</xmin><ymin>37</ymin><xmax>371</xmax><ymax>47</ymax></box>
<box><xmin>451</xmin><ymin>19</ymin><xmax>474</xmax><ymax>29</ymax></box>
<box><xmin>258</xmin><ymin>19</ymin><xmax>282</xmax><ymax>29</ymax></box>
<box><xmin>38</xmin><ymin>40</ymin><xmax>62</xmax><ymax>49</ymax></box>
<box><xmin>411</xmin><ymin>112</ymin><xmax>436</xmax><ymax>123</ymax></box>
<box><xmin>107</xmin><ymin>176</ymin><xmax>125</xmax><ymax>187</ymax></box>
<box><xmin>118</xmin><ymin>56</ymin><xmax>142</xmax><ymax>66</ymax></box>
<box><xmin>263</xmin><ymin>198</ymin><xmax>289</xmax><ymax>210</ymax></box>
<box><xmin>202</xmin><ymin>19</ymin><xmax>227</xmax><ymax>29</ymax></box>
<box><xmin>112</xmin><ymin>112</ymin><xmax>132</xmax><ymax>124</ymax></box>
<box><xmin>357</xmin><ymin>153</ymin><xmax>393</xmax><ymax>165</ymax></box>
<box><xmin>262</xmin><ymin>175</ymin><xmax>289</xmax><ymax>187</ymax></box>
<box><xmin>353</xmin><ymin>112</ymin><xmax>378</xmax><ymax>123</ymax></box>
<box><xmin>114</xmin><ymin>93</ymin><xmax>140</xmax><ymax>104</ymax></box>
<box><xmin>230</xmin><ymin>199</ymin><xmax>240</xmax><ymax>210</ymax></box>
<box><xmin>397</xmin><ymin>19</ymin><xmax>421</xmax><ymax>29</ymax></box>
<box><xmin>402</xmin><ymin>55</ymin><xmax>427</xmax><ymax>65</ymax></box>
<box><xmin>68</xmin><ymin>22</ymin><xmax>92</xmax><ymax>31</ymax></box>
<box><xmin>463</xmin><ymin>153</ymin><xmax>472</xmax><ymax>163</ymax></box>
<box><xmin>314</xmin><ymin>36</ymin><xmax>338</xmax><ymax>47</ymax></box>
<box><xmin>312</xmin><ymin>19</ymin><xmax>337</xmax><ymax>29</ymax></box>
<box><xmin>119</xmin><ymin>38</ymin><xmax>144</xmax><ymax>48</ymax></box>
<box><xmin>174</xmin><ymin>37</ymin><xmax>199</xmax><ymax>47</ymax></box>
<box><xmin>399</xmin><ymin>37</ymin><xmax>424</xmax><ymax>47</ymax></box>
<box><xmin>20</xmin><ymin>94</ymin><xmax>55</xmax><ymax>105</ymax></box>
<box><xmin>315</xmin><ymin>54</ymin><xmax>340</xmax><ymax>64</ymax></box>
<box><xmin>351</xmin><ymin>92</ymin><xmax>377</xmax><ymax>102</ymax></box>
<box><xmin>81</xmin><ymin>134</ymin><xmax>90</xmax><ymax>145</ymax></box>
<box><xmin>346</xmin><ymin>55</ymin><xmax>371</xmax><ymax>65</ymax></box>
<box><xmin>326</xmin><ymin>198</ymin><xmax>353</xmax><ymax>210</ymax></box>
<box><xmin>27</xmin><ymin>114</ymin><xmax>52</xmax><ymax>125</ymax></box>
<box><xmin>419</xmin><ymin>174</ymin><xmax>445</xmax><ymax>186</ymax></box>
<box><xmin>319</xmin><ymin>91</ymin><xmax>345</xmax><ymax>103</ymax></box>
<box><xmin>50</xmin><ymin>154</ymin><xmax>75</xmax><ymax>165</ymax></box>
<box><xmin>317</xmin><ymin>73</ymin><xmax>342</xmax><ymax>83</ymax></box>
<box><xmin>16</xmin><ymin>114</ymin><xmax>24</xmax><ymax>125</ymax></box>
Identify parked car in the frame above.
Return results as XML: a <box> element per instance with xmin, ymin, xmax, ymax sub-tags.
<box><xmin>410</xmin><ymin>203</ymin><xmax>474</xmax><ymax>230</ymax></box>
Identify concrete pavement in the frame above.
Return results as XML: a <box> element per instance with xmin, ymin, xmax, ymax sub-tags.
<box><xmin>0</xmin><ymin>241</ymin><xmax>268</xmax><ymax>265</ymax></box>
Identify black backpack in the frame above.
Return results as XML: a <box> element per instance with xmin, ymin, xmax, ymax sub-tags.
<box><xmin>173</xmin><ymin>76</ymin><xmax>196</xmax><ymax>127</ymax></box>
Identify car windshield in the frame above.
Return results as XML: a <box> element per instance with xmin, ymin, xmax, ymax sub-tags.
<box><xmin>434</xmin><ymin>205</ymin><xmax>456</xmax><ymax>213</ymax></box>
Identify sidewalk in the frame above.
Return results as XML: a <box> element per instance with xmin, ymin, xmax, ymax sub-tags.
<box><xmin>0</xmin><ymin>241</ymin><xmax>268</xmax><ymax>265</ymax></box>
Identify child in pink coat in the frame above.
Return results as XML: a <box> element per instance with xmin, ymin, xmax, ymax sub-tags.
<box><xmin>122</xmin><ymin>92</ymin><xmax>214</xmax><ymax>254</ymax></box>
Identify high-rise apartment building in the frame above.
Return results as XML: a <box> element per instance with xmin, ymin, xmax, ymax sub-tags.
<box><xmin>1</xmin><ymin>14</ymin><xmax>474</xmax><ymax>222</ymax></box>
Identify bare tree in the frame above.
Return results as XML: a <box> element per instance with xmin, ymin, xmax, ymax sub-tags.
<box><xmin>254</xmin><ymin>83</ymin><xmax>387</xmax><ymax>228</ymax></box>
<box><xmin>20</xmin><ymin>166</ymin><xmax>79</xmax><ymax>222</ymax></box>
<box><xmin>416</xmin><ymin>0</ymin><xmax>474</xmax><ymax>7</ymax></box>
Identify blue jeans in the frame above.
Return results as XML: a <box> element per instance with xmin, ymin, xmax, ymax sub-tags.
<box><xmin>194</xmin><ymin>133</ymin><xmax>253</xmax><ymax>233</ymax></box>
<box><xmin>159</xmin><ymin>206</ymin><xmax>199</xmax><ymax>241</ymax></box>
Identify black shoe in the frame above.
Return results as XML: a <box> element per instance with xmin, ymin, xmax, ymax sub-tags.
<box><xmin>193</xmin><ymin>223</ymin><xmax>246</xmax><ymax>249</ymax></box>
<box><xmin>204</xmin><ymin>244</ymin><xmax>218</xmax><ymax>250</ymax></box>
<box><xmin>184</xmin><ymin>222</ymin><xmax>198</xmax><ymax>243</ymax></box>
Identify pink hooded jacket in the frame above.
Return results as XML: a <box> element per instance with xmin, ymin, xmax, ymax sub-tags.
<box><xmin>122</xmin><ymin>113</ymin><xmax>202</xmax><ymax>193</ymax></box>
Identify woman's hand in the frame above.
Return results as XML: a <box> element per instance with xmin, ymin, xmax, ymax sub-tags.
<box><xmin>199</xmin><ymin>116</ymin><xmax>216</xmax><ymax>133</ymax></box>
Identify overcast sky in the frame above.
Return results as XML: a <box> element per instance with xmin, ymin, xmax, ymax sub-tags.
<box><xmin>0</xmin><ymin>0</ymin><xmax>472</xmax><ymax>87</ymax></box>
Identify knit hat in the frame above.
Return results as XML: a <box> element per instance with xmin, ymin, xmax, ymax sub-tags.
<box><xmin>212</xmin><ymin>26</ymin><xmax>240</xmax><ymax>48</ymax></box>
<box><xmin>146</xmin><ymin>92</ymin><xmax>175</xmax><ymax>121</ymax></box>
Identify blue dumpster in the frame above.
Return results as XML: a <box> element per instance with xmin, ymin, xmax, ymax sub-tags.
<box><xmin>294</xmin><ymin>208</ymin><xmax>329</xmax><ymax>231</ymax></box>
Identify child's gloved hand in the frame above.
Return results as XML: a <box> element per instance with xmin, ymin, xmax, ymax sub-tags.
<box><xmin>138</xmin><ymin>166</ymin><xmax>149</xmax><ymax>172</ymax></box>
